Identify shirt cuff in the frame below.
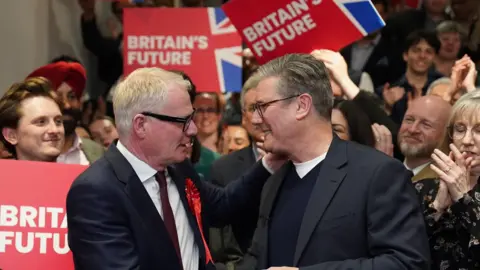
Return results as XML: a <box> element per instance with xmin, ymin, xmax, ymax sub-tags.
<box><xmin>261</xmin><ymin>156</ymin><xmax>274</xmax><ymax>174</ymax></box>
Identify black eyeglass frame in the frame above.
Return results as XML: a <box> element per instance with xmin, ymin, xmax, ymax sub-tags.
<box><xmin>252</xmin><ymin>95</ymin><xmax>300</xmax><ymax>118</ymax></box>
<box><xmin>141</xmin><ymin>109</ymin><xmax>196</xmax><ymax>132</ymax></box>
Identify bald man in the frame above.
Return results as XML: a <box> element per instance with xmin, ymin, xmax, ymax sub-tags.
<box><xmin>397</xmin><ymin>96</ymin><xmax>452</xmax><ymax>182</ymax></box>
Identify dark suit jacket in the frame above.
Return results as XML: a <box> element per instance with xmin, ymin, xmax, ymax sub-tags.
<box><xmin>81</xmin><ymin>16</ymin><xmax>123</xmax><ymax>93</ymax></box>
<box><xmin>66</xmin><ymin>143</ymin><xmax>270</xmax><ymax>270</ymax></box>
<box><xmin>240</xmin><ymin>136</ymin><xmax>430</xmax><ymax>269</ymax></box>
<box><xmin>209</xmin><ymin>147</ymin><xmax>257</xmax><ymax>267</ymax></box>
<box><xmin>341</xmin><ymin>36</ymin><xmax>400</xmax><ymax>89</ymax></box>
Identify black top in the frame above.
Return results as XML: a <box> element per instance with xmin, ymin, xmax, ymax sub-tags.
<box><xmin>415</xmin><ymin>178</ymin><xmax>480</xmax><ymax>270</ymax></box>
<box><xmin>268</xmin><ymin>161</ymin><xmax>323</xmax><ymax>267</ymax></box>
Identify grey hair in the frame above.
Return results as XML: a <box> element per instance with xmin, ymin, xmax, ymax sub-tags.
<box><xmin>436</xmin><ymin>20</ymin><xmax>468</xmax><ymax>41</ymax></box>
<box><xmin>112</xmin><ymin>67</ymin><xmax>191</xmax><ymax>138</ymax></box>
<box><xmin>426</xmin><ymin>77</ymin><xmax>452</xmax><ymax>95</ymax></box>
<box><xmin>254</xmin><ymin>53</ymin><xmax>333</xmax><ymax>119</ymax></box>
<box><xmin>449</xmin><ymin>90</ymin><xmax>480</xmax><ymax>125</ymax></box>
<box><xmin>239</xmin><ymin>73</ymin><xmax>261</xmax><ymax>110</ymax></box>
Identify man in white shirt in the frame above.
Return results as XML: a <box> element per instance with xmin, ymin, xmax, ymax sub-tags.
<box><xmin>397</xmin><ymin>95</ymin><xmax>451</xmax><ymax>181</ymax></box>
<box><xmin>66</xmin><ymin>67</ymin><xmax>285</xmax><ymax>270</ymax></box>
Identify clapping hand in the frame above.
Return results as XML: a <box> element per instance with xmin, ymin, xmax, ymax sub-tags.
<box><xmin>371</xmin><ymin>123</ymin><xmax>393</xmax><ymax>157</ymax></box>
<box><xmin>430</xmin><ymin>144</ymin><xmax>473</xmax><ymax>201</ymax></box>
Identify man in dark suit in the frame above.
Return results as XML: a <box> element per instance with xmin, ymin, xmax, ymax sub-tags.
<box><xmin>208</xmin><ymin>75</ymin><xmax>266</xmax><ymax>266</ymax></box>
<box><xmin>238</xmin><ymin>53</ymin><xmax>430</xmax><ymax>269</ymax></box>
<box><xmin>66</xmin><ymin>67</ymin><xmax>285</xmax><ymax>270</ymax></box>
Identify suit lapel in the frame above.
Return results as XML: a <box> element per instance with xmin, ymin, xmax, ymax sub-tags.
<box><xmin>168</xmin><ymin>164</ymin><xmax>207</xmax><ymax>261</ymax></box>
<box><xmin>293</xmin><ymin>137</ymin><xmax>348</xmax><ymax>265</ymax></box>
<box><xmin>104</xmin><ymin>144</ymin><xmax>177</xmax><ymax>256</ymax></box>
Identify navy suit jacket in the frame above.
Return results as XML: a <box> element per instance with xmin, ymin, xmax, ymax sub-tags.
<box><xmin>66</xmin><ymin>143</ymin><xmax>270</xmax><ymax>270</ymax></box>
<box><xmin>238</xmin><ymin>136</ymin><xmax>430</xmax><ymax>270</ymax></box>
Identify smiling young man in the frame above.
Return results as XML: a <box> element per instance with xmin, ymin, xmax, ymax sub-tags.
<box><xmin>26</xmin><ymin>60</ymin><xmax>105</xmax><ymax>165</ymax></box>
<box><xmin>0</xmin><ymin>77</ymin><xmax>65</xmax><ymax>162</ymax></box>
<box><xmin>387</xmin><ymin>30</ymin><xmax>444</xmax><ymax>124</ymax></box>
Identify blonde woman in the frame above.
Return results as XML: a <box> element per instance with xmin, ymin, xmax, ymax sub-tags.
<box><xmin>415</xmin><ymin>90</ymin><xmax>480</xmax><ymax>269</ymax></box>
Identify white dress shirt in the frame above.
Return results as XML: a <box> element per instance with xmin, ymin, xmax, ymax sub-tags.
<box><xmin>404</xmin><ymin>161</ymin><xmax>431</xmax><ymax>176</ymax></box>
<box><xmin>56</xmin><ymin>136</ymin><xmax>89</xmax><ymax>165</ymax></box>
<box><xmin>117</xmin><ymin>141</ymin><xmax>199</xmax><ymax>270</ymax></box>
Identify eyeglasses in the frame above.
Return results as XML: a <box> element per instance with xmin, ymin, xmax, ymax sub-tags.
<box><xmin>448</xmin><ymin>124</ymin><xmax>480</xmax><ymax>141</ymax></box>
<box><xmin>141</xmin><ymin>109</ymin><xmax>195</xmax><ymax>132</ymax></box>
<box><xmin>196</xmin><ymin>107</ymin><xmax>218</xmax><ymax>114</ymax></box>
<box><xmin>253</xmin><ymin>95</ymin><xmax>300</xmax><ymax>118</ymax></box>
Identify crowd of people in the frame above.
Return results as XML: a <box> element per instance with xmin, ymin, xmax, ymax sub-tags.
<box><xmin>2</xmin><ymin>0</ymin><xmax>480</xmax><ymax>269</ymax></box>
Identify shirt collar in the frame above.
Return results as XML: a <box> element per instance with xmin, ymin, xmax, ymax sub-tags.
<box><xmin>64</xmin><ymin>135</ymin><xmax>83</xmax><ymax>154</ymax></box>
<box><xmin>404</xmin><ymin>160</ymin><xmax>431</xmax><ymax>176</ymax></box>
<box><xmin>116</xmin><ymin>141</ymin><xmax>157</xmax><ymax>182</ymax></box>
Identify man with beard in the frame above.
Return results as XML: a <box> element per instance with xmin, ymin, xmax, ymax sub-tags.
<box><xmin>27</xmin><ymin>60</ymin><xmax>104</xmax><ymax>165</ymax></box>
<box><xmin>398</xmin><ymin>95</ymin><xmax>451</xmax><ymax>182</ymax></box>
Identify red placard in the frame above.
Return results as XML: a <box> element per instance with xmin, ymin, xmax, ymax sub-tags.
<box><xmin>0</xmin><ymin>160</ymin><xmax>87</xmax><ymax>270</ymax></box>
<box><xmin>222</xmin><ymin>0</ymin><xmax>385</xmax><ymax>64</ymax></box>
<box><xmin>123</xmin><ymin>8</ymin><xmax>243</xmax><ymax>93</ymax></box>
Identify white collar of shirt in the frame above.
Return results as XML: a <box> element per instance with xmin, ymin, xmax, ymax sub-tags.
<box><xmin>293</xmin><ymin>152</ymin><xmax>327</xmax><ymax>178</ymax></box>
<box><xmin>404</xmin><ymin>161</ymin><xmax>430</xmax><ymax>176</ymax></box>
<box><xmin>116</xmin><ymin>141</ymin><xmax>157</xmax><ymax>182</ymax></box>
<box><xmin>67</xmin><ymin>135</ymin><xmax>83</xmax><ymax>153</ymax></box>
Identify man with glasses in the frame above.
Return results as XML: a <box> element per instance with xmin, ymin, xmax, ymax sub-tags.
<box><xmin>66</xmin><ymin>67</ymin><xmax>286</xmax><ymax>270</ymax></box>
<box><xmin>237</xmin><ymin>53</ymin><xmax>429</xmax><ymax>270</ymax></box>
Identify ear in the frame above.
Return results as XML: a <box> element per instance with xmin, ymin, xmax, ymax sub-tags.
<box><xmin>402</xmin><ymin>51</ymin><xmax>408</xmax><ymax>63</ymax></box>
<box><xmin>295</xmin><ymin>94</ymin><xmax>312</xmax><ymax>120</ymax></box>
<box><xmin>2</xmin><ymin>127</ymin><xmax>18</xmax><ymax>146</ymax></box>
<box><xmin>241</xmin><ymin>112</ymin><xmax>247</xmax><ymax>127</ymax></box>
<box><xmin>132</xmin><ymin>114</ymin><xmax>147</xmax><ymax>139</ymax></box>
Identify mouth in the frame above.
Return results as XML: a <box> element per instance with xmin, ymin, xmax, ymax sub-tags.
<box><xmin>179</xmin><ymin>140</ymin><xmax>193</xmax><ymax>148</ymax></box>
<box><xmin>462</xmin><ymin>150</ymin><xmax>478</xmax><ymax>158</ymax></box>
<box><xmin>402</xmin><ymin>136</ymin><xmax>422</xmax><ymax>143</ymax></box>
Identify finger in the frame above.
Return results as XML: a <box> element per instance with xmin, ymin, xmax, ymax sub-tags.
<box><xmin>449</xmin><ymin>143</ymin><xmax>465</xmax><ymax>166</ymax></box>
<box><xmin>379</xmin><ymin>125</ymin><xmax>392</xmax><ymax>140</ymax></box>
<box><xmin>432</xmin><ymin>150</ymin><xmax>453</xmax><ymax>171</ymax></box>
<box><xmin>430</xmin><ymin>164</ymin><xmax>452</xmax><ymax>183</ymax></box>
<box><xmin>383</xmin><ymin>83</ymin><xmax>390</xmax><ymax>91</ymax></box>
<box><xmin>371</xmin><ymin>124</ymin><xmax>380</xmax><ymax>143</ymax></box>
<box><xmin>388</xmin><ymin>144</ymin><xmax>394</xmax><ymax>156</ymax></box>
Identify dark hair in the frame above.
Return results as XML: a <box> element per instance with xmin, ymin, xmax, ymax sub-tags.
<box><xmin>92</xmin><ymin>115</ymin><xmax>116</xmax><ymax>127</ymax></box>
<box><xmin>170</xmin><ymin>70</ymin><xmax>197</xmax><ymax>103</ymax></box>
<box><xmin>49</xmin><ymin>55</ymin><xmax>82</xmax><ymax>64</ymax></box>
<box><xmin>0</xmin><ymin>77</ymin><xmax>62</xmax><ymax>156</ymax></box>
<box><xmin>371</xmin><ymin>0</ymin><xmax>389</xmax><ymax>12</ymax></box>
<box><xmin>190</xmin><ymin>136</ymin><xmax>202</xmax><ymax>164</ymax></box>
<box><xmin>404</xmin><ymin>30</ymin><xmax>441</xmax><ymax>53</ymax></box>
<box><xmin>333</xmin><ymin>98</ymin><xmax>375</xmax><ymax>147</ymax></box>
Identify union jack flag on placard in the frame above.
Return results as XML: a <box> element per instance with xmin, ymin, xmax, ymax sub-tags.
<box><xmin>222</xmin><ymin>0</ymin><xmax>384</xmax><ymax>64</ymax></box>
<box><xmin>123</xmin><ymin>8</ymin><xmax>242</xmax><ymax>93</ymax></box>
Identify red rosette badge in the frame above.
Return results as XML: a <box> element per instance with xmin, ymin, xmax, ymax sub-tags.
<box><xmin>185</xmin><ymin>178</ymin><xmax>213</xmax><ymax>264</ymax></box>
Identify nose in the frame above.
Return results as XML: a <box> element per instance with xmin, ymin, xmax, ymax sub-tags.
<box><xmin>48</xmin><ymin>120</ymin><xmax>63</xmax><ymax>135</ymax></box>
<box><xmin>63</xmin><ymin>99</ymin><xmax>71</xmax><ymax>110</ymax></box>
<box><xmin>186</xmin><ymin>121</ymin><xmax>198</xmax><ymax>136</ymax></box>
<box><xmin>461</xmin><ymin>130</ymin><xmax>475</xmax><ymax>145</ymax></box>
<box><xmin>251</xmin><ymin>109</ymin><xmax>263</xmax><ymax>125</ymax></box>
<box><xmin>406</xmin><ymin>121</ymin><xmax>420</xmax><ymax>134</ymax></box>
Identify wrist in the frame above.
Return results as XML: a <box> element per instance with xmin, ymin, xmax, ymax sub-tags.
<box><xmin>338</xmin><ymin>77</ymin><xmax>360</xmax><ymax>99</ymax></box>
<box><xmin>465</xmin><ymin>84</ymin><xmax>477</xmax><ymax>92</ymax></box>
<box><xmin>431</xmin><ymin>200</ymin><xmax>446</xmax><ymax>212</ymax></box>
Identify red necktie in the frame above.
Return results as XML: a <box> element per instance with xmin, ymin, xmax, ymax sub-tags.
<box><xmin>155</xmin><ymin>171</ymin><xmax>183</xmax><ymax>269</ymax></box>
